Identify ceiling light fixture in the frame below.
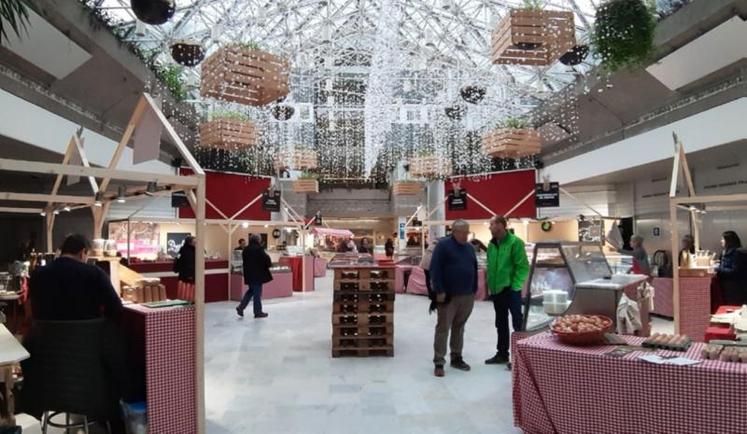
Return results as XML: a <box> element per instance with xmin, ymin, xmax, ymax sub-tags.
<box><xmin>94</xmin><ymin>192</ymin><xmax>103</xmax><ymax>207</ymax></box>
<box><xmin>64</xmin><ymin>206</ymin><xmax>71</xmax><ymax>212</ymax></box>
<box><xmin>117</xmin><ymin>186</ymin><xmax>127</xmax><ymax>203</ymax></box>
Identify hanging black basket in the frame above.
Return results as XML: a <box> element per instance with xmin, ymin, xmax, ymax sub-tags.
<box><xmin>272</xmin><ymin>105</ymin><xmax>295</xmax><ymax>121</ymax></box>
<box><xmin>444</xmin><ymin>105</ymin><xmax>466</xmax><ymax>120</ymax></box>
<box><xmin>170</xmin><ymin>42</ymin><xmax>205</xmax><ymax>67</ymax></box>
<box><xmin>460</xmin><ymin>86</ymin><xmax>486</xmax><ymax>104</ymax></box>
<box><xmin>131</xmin><ymin>0</ymin><xmax>175</xmax><ymax>25</ymax></box>
<box><xmin>559</xmin><ymin>45</ymin><xmax>589</xmax><ymax>66</ymax></box>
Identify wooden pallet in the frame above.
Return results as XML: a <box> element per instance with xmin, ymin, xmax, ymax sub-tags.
<box><xmin>333</xmin><ymin>292</ymin><xmax>396</xmax><ymax>303</ymax></box>
<box><xmin>333</xmin><ymin>300</ymin><xmax>394</xmax><ymax>314</ymax></box>
<box><xmin>332</xmin><ymin>334</ymin><xmax>393</xmax><ymax>348</ymax></box>
<box><xmin>333</xmin><ymin>268</ymin><xmax>394</xmax><ymax>281</ymax></box>
<box><xmin>332</xmin><ymin>347</ymin><xmax>394</xmax><ymax>358</ymax></box>
<box><xmin>332</xmin><ymin>313</ymin><xmax>394</xmax><ymax>326</ymax></box>
<box><xmin>392</xmin><ymin>181</ymin><xmax>422</xmax><ymax>196</ymax></box>
<box><xmin>333</xmin><ymin>279</ymin><xmax>395</xmax><ymax>292</ymax></box>
<box><xmin>199</xmin><ymin>118</ymin><xmax>258</xmax><ymax>150</ymax></box>
<box><xmin>491</xmin><ymin>9</ymin><xmax>575</xmax><ymax>66</ymax></box>
<box><xmin>409</xmin><ymin>155</ymin><xmax>452</xmax><ymax>178</ymax></box>
<box><xmin>274</xmin><ymin>149</ymin><xmax>318</xmax><ymax>171</ymax></box>
<box><xmin>332</xmin><ymin>323</ymin><xmax>394</xmax><ymax>336</ymax></box>
<box><xmin>200</xmin><ymin>45</ymin><xmax>289</xmax><ymax>106</ymax></box>
<box><xmin>482</xmin><ymin>128</ymin><xmax>542</xmax><ymax>158</ymax></box>
<box><xmin>293</xmin><ymin>179</ymin><xmax>319</xmax><ymax>193</ymax></box>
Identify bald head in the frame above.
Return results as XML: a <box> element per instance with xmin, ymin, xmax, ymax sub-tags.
<box><xmin>451</xmin><ymin>219</ymin><xmax>470</xmax><ymax>244</ymax></box>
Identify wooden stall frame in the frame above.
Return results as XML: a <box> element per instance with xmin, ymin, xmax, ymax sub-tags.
<box><xmin>668</xmin><ymin>133</ymin><xmax>747</xmax><ymax>335</ymax></box>
<box><xmin>0</xmin><ymin>93</ymin><xmax>208</xmax><ymax>434</ymax></box>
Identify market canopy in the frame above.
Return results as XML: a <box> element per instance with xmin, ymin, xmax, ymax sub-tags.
<box><xmin>312</xmin><ymin>227</ymin><xmax>354</xmax><ymax>238</ymax></box>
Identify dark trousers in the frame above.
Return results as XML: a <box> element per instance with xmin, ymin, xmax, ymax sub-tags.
<box><xmin>491</xmin><ymin>288</ymin><xmax>523</xmax><ymax>356</ymax></box>
<box><xmin>238</xmin><ymin>283</ymin><xmax>263</xmax><ymax>315</ymax></box>
<box><xmin>424</xmin><ymin>269</ymin><xmax>432</xmax><ymax>295</ymax></box>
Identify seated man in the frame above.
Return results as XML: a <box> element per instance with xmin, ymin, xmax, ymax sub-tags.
<box><xmin>25</xmin><ymin>234</ymin><xmax>126</xmax><ymax>433</ymax></box>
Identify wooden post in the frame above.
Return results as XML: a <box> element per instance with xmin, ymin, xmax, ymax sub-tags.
<box><xmin>46</xmin><ymin>213</ymin><xmax>54</xmax><ymax>252</ymax></box>
<box><xmin>194</xmin><ymin>177</ymin><xmax>206</xmax><ymax>434</ymax></box>
<box><xmin>670</xmin><ymin>200</ymin><xmax>680</xmax><ymax>334</ymax></box>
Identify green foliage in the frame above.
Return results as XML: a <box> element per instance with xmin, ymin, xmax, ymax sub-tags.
<box><xmin>232</xmin><ymin>41</ymin><xmax>263</xmax><ymax>51</ymax></box>
<box><xmin>497</xmin><ymin>117</ymin><xmax>529</xmax><ymax>130</ymax></box>
<box><xmin>211</xmin><ymin>110</ymin><xmax>250</xmax><ymax>122</ymax></box>
<box><xmin>156</xmin><ymin>64</ymin><xmax>187</xmax><ymax>102</ymax></box>
<box><xmin>522</xmin><ymin>0</ymin><xmax>545</xmax><ymax>10</ymax></box>
<box><xmin>592</xmin><ymin>0</ymin><xmax>657</xmax><ymax>71</ymax></box>
<box><xmin>1</xmin><ymin>0</ymin><xmax>30</xmax><ymax>40</ymax></box>
<box><xmin>298</xmin><ymin>171</ymin><xmax>319</xmax><ymax>180</ymax></box>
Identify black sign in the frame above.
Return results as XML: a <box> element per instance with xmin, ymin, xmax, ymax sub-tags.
<box><xmin>535</xmin><ymin>183</ymin><xmax>560</xmax><ymax>207</ymax></box>
<box><xmin>447</xmin><ymin>188</ymin><xmax>467</xmax><ymax>211</ymax></box>
<box><xmin>171</xmin><ymin>191</ymin><xmax>189</xmax><ymax>208</ymax></box>
<box><xmin>314</xmin><ymin>211</ymin><xmax>323</xmax><ymax>226</ymax></box>
<box><xmin>262</xmin><ymin>190</ymin><xmax>281</xmax><ymax>212</ymax></box>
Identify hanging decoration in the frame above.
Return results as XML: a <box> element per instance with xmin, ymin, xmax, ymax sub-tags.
<box><xmin>201</xmin><ymin>44</ymin><xmax>290</xmax><ymax>106</ymax></box>
<box><xmin>445</xmin><ymin>105</ymin><xmax>466</xmax><ymax>120</ymax></box>
<box><xmin>272</xmin><ymin>105</ymin><xmax>295</xmax><ymax>121</ymax></box>
<box><xmin>293</xmin><ymin>173</ymin><xmax>320</xmax><ymax>193</ymax></box>
<box><xmin>273</xmin><ymin>147</ymin><xmax>318</xmax><ymax>172</ymax></box>
<box><xmin>130</xmin><ymin>0</ymin><xmax>175</xmax><ymax>25</ymax></box>
<box><xmin>482</xmin><ymin>118</ymin><xmax>542</xmax><ymax>159</ymax></box>
<box><xmin>592</xmin><ymin>0</ymin><xmax>656</xmax><ymax>71</ymax></box>
<box><xmin>391</xmin><ymin>181</ymin><xmax>422</xmax><ymax>196</ymax></box>
<box><xmin>491</xmin><ymin>7</ymin><xmax>576</xmax><ymax>66</ymax></box>
<box><xmin>559</xmin><ymin>45</ymin><xmax>589</xmax><ymax>66</ymax></box>
<box><xmin>170</xmin><ymin>41</ymin><xmax>205</xmax><ymax>67</ymax></box>
<box><xmin>460</xmin><ymin>86</ymin><xmax>486</xmax><ymax>104</ymax></box>
<box><xmin>409</xmin><ymin>154</ymin><xmax>452</xmax><ymax>179</ymax></box>
<box><xmin>199</xmin><ymin>113</ymin><xmax>258</xmax><ymax>151</ymax></box>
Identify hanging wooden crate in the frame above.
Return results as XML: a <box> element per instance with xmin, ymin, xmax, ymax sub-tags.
<box><xmin>482</xmin><ymin>129</ymin><xmax>542</xmax><ymax>158</ymax></box>
<box><xmin>491</xmin><ymin>9</ymin><xmax>575</xmax><ymax>66</ymax></box>
<box><xmin>274</xmin><ymin>149</ymin><xmax>318</xmax><ymax>171</ymax></box>
<box><xmin>409</xmin><ymin>156</ymin><xmax>451</xmax><ymax>179</ymax></box>
<box><xmin>199</xmin><ymin>118</ymin><xmax>258</xmax><ymax>150</ymax></box>
<box><xmin>200</xmin><ymin>45</ymin><xmax>290</xmax><ymax>106</ymax></box>
<box><xmin>293</xmin><ymin>179</ymin><xmax>319</xmax><ymax>193</ymax></box>
<box><xmin>392</xmin><ymin>181</ymin><xmax>422</xmax><ymax>196</ymax></box>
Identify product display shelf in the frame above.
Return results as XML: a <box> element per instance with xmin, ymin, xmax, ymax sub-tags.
<box><xmin>331</xmin><ymin>265</ymin><xmax>395</xmax><ymax>357</ymax></box>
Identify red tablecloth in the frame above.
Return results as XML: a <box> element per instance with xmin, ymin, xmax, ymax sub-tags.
<box><xmin>513</xmin><ymin>332</ymin><xmax>747</xmax><ymax>434</ymax></box>
<box><xmin>313</xmin><ymin>257</ymin><xmax>328</xmax><ymax>278</ymax></box>
<box><xmin>679</xmin><ymin>276</ymin><xmax>713</xmax><ymax>341</ymax></box>
<box><xmin>395</xmin><ymin>265</ymin><xmax>415</xmax><ymax>294</ymax></box>
<box><xmin>405</xmin><ymin>266</ymin><xmax>487</xmax><ymax>300</ymax></box>
<box><xmin>278</xmin><ymin>256</ymin><xmax>315</xmax><ymax>292</ymax></box>
<box><xmin>704</xmin><ymin>305</ymin><xmax>740</xmax><ymax>342</ymax></box>
<box><xmin>229</xmin><ymin>272</ymin><xmax>293</xmax><ymax>301</ymax></box>
<box><xmin>651</xmin><ymin>277</ymin><xmax>673</xmax><ymax>317</ymax></box>
<box><xmin>123</xmin><ymin>305</ymin><xmax>196</xmax><ymax>434</ymax></box>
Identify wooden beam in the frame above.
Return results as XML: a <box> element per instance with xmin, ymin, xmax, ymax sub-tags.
<box><xmin>0</xmin><ymin>207</ymin><xmax>44</xmax><ymax>214</ymax></box>
<box><xmin>0</xmin><ymin>158</ymin><xmax>199</xmax><ymax>186</ymax></box>
<box><xmin>205</xmin><ymin>198</ymin><xmax>230</xmax><ymax>220</ymax></box>
<box><xmin>99</xmin><ymin>96</ymin><xmax>148</xmax><ymax>194</ymax></box>
<box><xmin>47</xmin><ymin>136</ymin><xmax>76</xmax><ymax>208</ymax></box>
<box><xmin>143</xmin><ymin>93</ymin><xmax>205</xmax><ymax>176</ymax></box>
<box><xmin>504</xmin><ymin>189</ymin><xmax>535</xmax><ymax>218</ymax></box>
<box><xmin>673</xmin><ymin>193</ymin><xmax>747</xmax><ymax>204</ymax></box>
<box><xmin>0</xmin><ymin>192</ymin><xmax>95</xmax><ymax>204</ymax></box>
<box><xmin>46</xmin><ymin>212</ymin><xmax>55</xmax><ymax>252</ymax></box>
<box><xmin>229</xmin><ymin>193</ymin><xmax>263</xmax><ymax>220</ymax></box>
<box><xmin>73</xmin><ymin>135</ymin><xmax>100</xmax><ymax>194</ymax></box>
<box><xmin>670</xmin><ymin>200</ymin><xmax>680</xmax><ymax>334</ymax></box>
<box><xmin>670</xmin><ymin>140</ymin><xmax>682</xmax><ymax>198</ymax></box>
<box><xmin>193</xmin><ymin>175</ymin><xmax>206</xmax><ymax>434</ymax></box>
<box><xmin>679</xmin><ymin>143</ymin><xmax>696</xmax><ymax>197</ymax></box>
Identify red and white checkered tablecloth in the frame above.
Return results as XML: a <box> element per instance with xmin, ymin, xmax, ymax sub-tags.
<box><xmin>126</xmin><ymin>305</ymin><xmax>197</xmax><ymax>434</ymax></box>
<box><xmin>513</xmin><ymin>332</ymin><xmax>747</xmax><ymax>434</ymax></box>
<box><xmin>651</xmin><ymin>277</ymin><xmax>674</xmax><ymax>318</ymax></box>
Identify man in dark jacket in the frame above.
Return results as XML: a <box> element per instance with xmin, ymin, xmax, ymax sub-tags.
<box><xmin>429</xmin><ymin>219</ymin><xmax>477</xmax><ymax>377</ymax></box>
<box><xmin>236</xmin><ymin>235</ymin><xmax>272</xmax><ymax>318</ymax></box>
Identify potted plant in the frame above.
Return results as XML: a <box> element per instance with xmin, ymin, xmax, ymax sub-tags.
<box><xmin>200</xmin><ymin>42</ymin><xmax>290</xmax><ymax>107</ymax></box>
<box><xmin>1</xmin><ymin>0</ymin><xmax>29</xmax><ymax>40</ymax></box>
<box><xmin>170</xmin><ymin>40</ymin><xmax>205</xmax><ymax>67</ymax></box>
<box><xmin>482</xmin><ymin>117</ymin><xmax>541</xmax><ymax>159</ymax></box>
<box><xmin>199</xmin><ymin>110</ymin><xmax>258</xmax><ymax>151</ymax></box>
<box><xmin>155</xmin><ymin>64</ymin><xmax>188</xmax><ymax>102</ymax></box>
<box><xmin>490</xmin><ymin>0</ymin><xmax>575</xmax><ymax>66</ymax></box>
<box><xmin>460</xmin><ymin>85</ymin><xmax>486</xmax><ymax>104</ymax></box>
<box><xmin>410</xmin><ymin>152</ymin><xmax>452</xmax><ymax>179</ymax></box>
<box><xmin>274</xmin><ymin>146</ymin><xmax>318</xmax><ymax>172</ymax></box>
<box><xmin>592</xmin><ymin>0</ymin><xmax>657</xmax><ymax>71</ymax></box>
<box><xmin>293</xmin><ymin>172</ymin><xmax>320</xmax><ymax>193</ymax></box>
<box><xmin>130</xmin><ymin>0</ymin><xmax>175</xmax><ymax>25</ymax></box>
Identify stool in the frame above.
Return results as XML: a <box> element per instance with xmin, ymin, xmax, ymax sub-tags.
<box><xmin>41</xmin><ymin>411</ymin><xmax>110</xmax><ymax>434</ymax></box>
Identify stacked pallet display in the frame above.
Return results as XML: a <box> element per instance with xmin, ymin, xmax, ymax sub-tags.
<box><xmin>332</xmin><ymin>266</ymin><xmax>395</xmax><ymax>357</ymax></box>
<box><xmin>481</xmin><ymin>128</ymin><xmax>541</xmax><ymax>158</ymax></box>
<box><xmin>491</xmin><ymin>9</ymin><xmax>575</xmax><ymax>66</ymax></box>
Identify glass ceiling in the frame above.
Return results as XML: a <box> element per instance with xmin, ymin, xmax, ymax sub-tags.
<box><xmin>86</xmin><ymin>0</ymin><xmax>604</xmax><ymax>179</ymax></box>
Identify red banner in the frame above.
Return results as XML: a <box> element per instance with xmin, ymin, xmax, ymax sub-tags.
<box><xmin>445</xmin><ymin>169</ymin><xmax>537</xmax><ymax>220</ymax></box>
<box><xmin>178</xmin><ymin>169</ymin><xmax>272</xmax><ymax>220</ymax></box>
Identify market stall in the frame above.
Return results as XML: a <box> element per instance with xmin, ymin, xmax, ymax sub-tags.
<box><xmin>0</xmin><ymin>93</ymin><xmax>208</xmax><ymax>433</ymax></box>
<box><xmin>513</xmin><ymin>332</ymin><xmax>747</xmax><ymax>434</ymax></box>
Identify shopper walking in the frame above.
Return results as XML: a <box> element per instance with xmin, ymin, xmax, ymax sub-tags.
<box><xmin>174</xmin><ymin>236</ymin><xmax>196</xmax><ymax>302</ymax></box>
<box><xmin>429</xmin><ymin>219</ymin><xmax>477</xmax><ymax>377</ymax></box>
<box><xmin>485</xmin><ymin>216</ymin><xmax>530</xmax><ymax>365</ymax></box>
<box><xmin>236</xmin><ymin>235</ymin><xmax>272</xmax><ymax>319</ymax></box>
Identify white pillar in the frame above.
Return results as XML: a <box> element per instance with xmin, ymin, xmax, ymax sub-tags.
<box><xmin>428</xmin><ymin>180</ymin><xmax>445</xmax><ymax>241</ymax></box>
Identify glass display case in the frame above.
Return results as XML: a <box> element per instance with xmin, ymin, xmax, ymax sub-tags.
<box><xmin>522</xmin><ymin>242</ymin><xmax>614</xmax><ymax>331</ymax></box>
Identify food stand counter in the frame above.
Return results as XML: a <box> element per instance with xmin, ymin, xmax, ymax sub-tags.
<box><xmin>513</xmin><ymin>332</ymin><xmax>747</xmax><ymax>434</ymax></box>
<box><xmin>128</xmin><ymin>259</ymin><xmax>229</xmax><ymax>302</ymax></box>
<box><xmin>229</xmin><ymin>265</ymin><xmax>293</xmax><ymax>301</ymax></box>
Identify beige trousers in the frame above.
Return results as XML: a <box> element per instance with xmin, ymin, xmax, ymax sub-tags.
<box><xmin>433</xmin><ymin>294</ymin><xmax>475</xmax><ymax>366</ymax></box>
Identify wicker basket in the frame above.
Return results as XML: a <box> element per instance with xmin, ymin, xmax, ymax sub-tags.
<box><xmin>551</xmin><ymin>315</ymin><xmax>613</xmax><ymax>346</ymax></box>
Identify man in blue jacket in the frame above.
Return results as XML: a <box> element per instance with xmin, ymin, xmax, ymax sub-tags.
<box><xmin>429</xmin><ymin>219</ymin><xmax>477</xmax><ymax>377</ymax></box>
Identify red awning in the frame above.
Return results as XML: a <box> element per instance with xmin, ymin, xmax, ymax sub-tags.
<box><xmin>311</xmin><ymin>227</ymin><xmax>354</xmax><ymax>238</ymax></box>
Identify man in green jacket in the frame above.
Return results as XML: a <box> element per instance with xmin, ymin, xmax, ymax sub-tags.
<box><xmin>485</xmin><ymin>215</ymin><xmax>530</xmax><ymax>364</ymax></box>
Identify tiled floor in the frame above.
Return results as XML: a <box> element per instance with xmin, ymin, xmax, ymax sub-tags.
<box><xmin>18</xmin><ymin>273</ymin><xmax>675</xmax><ymax>433</ymax></box>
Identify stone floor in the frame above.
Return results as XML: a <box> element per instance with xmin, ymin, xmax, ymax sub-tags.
<box><xmin>18</xmin><ymin>272</ymin><xmax>674</xmax><ymax>433</ymax></box>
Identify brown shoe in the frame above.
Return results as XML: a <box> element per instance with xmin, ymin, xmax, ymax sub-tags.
<box><xmin>254</xmin><ymin>312</ymin><xmax>268</xmax><ymax>318</ymax></box>
<box><xmin>434</xmin><ymin>365</ymin><xmax>445</xmax><ymax>377</ymax></box>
